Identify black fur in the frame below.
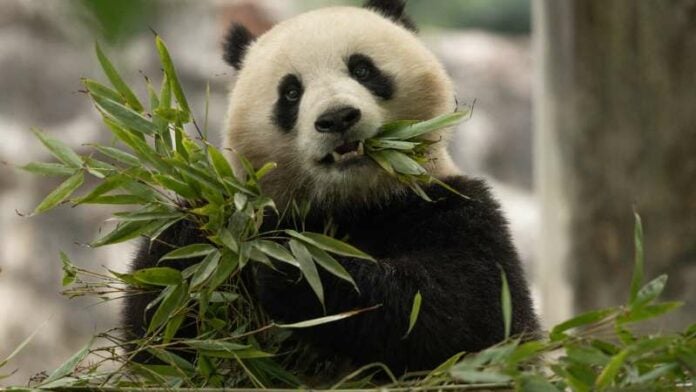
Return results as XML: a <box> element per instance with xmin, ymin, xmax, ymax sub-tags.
<box><xmin>363</xmin><ymin>0</ymin><xmax>418</xmax><ymax>32</ymax></box>
<box><xmin>347</xmin><ymin>54</ymin><xmax>395</xmax><ymax>100</ymax></box>
<box><xmin>223</xmin><ymin>23</ymin><xmax>255</xmax><ymax>69</ymax></box>
<box><xmin>122</xmin><ymin>176</ymin><xmax>540</xmax><ymax>374</ymax></box>
<box><xmin>273</xmin><ymin>74</ymin><xmax>304</xmax><ymax>132</ymax></box>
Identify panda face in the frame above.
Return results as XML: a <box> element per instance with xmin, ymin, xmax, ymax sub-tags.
<box><xmin>223</xmin><ymin>6</ymin><xmax>457</xmax><ymax>207</ymax></box>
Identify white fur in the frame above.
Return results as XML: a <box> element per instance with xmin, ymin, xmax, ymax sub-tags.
<box><xmin>223</xmin><ymin>6</ymin><xmax>459</xmax><ymax>208</ymax></box>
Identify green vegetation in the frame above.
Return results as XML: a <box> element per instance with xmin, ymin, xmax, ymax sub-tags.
<box><xmin>1</xmin><ymin>36</ymin><xmax>693</xmax><ymax>391</ymax></box>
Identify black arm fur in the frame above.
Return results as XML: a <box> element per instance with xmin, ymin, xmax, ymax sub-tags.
<box><xmin>122</xmin><ymin>176</ymin><xmax>539</xmax><ymax>373</ymax></box>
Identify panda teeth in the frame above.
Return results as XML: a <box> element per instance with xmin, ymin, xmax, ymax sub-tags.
<box><xmin>329</xmin><ymin>141</ymin><xmax>365</xmax><ymax>163</ymax></box>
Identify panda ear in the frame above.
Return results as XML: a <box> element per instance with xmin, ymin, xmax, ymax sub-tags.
<box><xmin>363</xmin><ymin>0</ymin><xmax>418</xmax><ymax>32</ymax></box>
<box><xmin>223</xmin><ymin>23</ymin><xmax>256</xmax><ymax>70</ymax></box>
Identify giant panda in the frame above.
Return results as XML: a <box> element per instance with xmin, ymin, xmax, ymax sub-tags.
<box><xmin>124</xmin><ymin>0</ymin><xmax>539</xmax><ymax>378</ymax></box>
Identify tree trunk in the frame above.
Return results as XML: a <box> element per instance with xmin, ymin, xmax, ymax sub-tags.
<box><xmin>533</xmin><ymin>0</ymin><xmax>696</xmax><ymax>328</ymax></box>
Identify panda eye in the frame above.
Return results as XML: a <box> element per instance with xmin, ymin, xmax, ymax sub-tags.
<box><xmin>284</xmin><ymin>87</ymin><xmax>301</xmax><ymax>102</ymax></box>
<box><xmin>351</xmin><ymin>63</ymin><xmax>372</xmax><ymax>81</ymax></box>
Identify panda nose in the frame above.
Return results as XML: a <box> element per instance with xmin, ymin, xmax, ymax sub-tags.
<box><xmin>314</xmin><ymin>107</ymin><xmax>362</xmax><ymax>133</ymax></box>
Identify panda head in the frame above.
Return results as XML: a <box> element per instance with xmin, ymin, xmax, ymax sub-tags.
<box><xmin>222</xmin><ymin>0</ymin><xmax>458</xmax><ymax>208</ymax></box>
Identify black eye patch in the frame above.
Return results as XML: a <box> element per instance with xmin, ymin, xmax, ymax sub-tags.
<box><xmin>347</xmin><ymin>54</ymin><xmax>395</xmax><ymax>100</ymax></box>
<box><xmin>273</xmin><ymin>74</ymin><xmax>304</xmax><ymax>132</ymax></box>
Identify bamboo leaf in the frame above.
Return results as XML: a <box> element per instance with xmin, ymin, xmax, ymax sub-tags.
<box><xmin>287</xmin><ymin>230</ymin><xmax>375</xmax><ymax>261</ymax></box>
<box><xmin>367</xmin><ymin>150</ymin><xmax>395</xmax><ymax>175</ymax></box>
<box><xmin>380</xmin><ymin>150</ymin><xmax>426</xmax><ymax>175</ymax></box>
<box><xmin>595</xmin><ymin>349</ymin><xmax>629</xmax><ymax>388</ymax></box>
<box><xmin>403</xmin><ymin>291</ymin><xmax>422</xmax><ymax>339</ymax></box>
<box><xmin>148</xmin><ymin>284</ymin><xmax>187</xmax><ymax>334</ymax></box>
<box><xmin>499</xmin><ymin>265</ymin><xmax>513</xmax><ymax>339</ymax></box>
<box><xmin>21</xmin><ymin>162</ymin><xmax>77</xmax><ymax>177</ymax></box>
<box><xmin>190</xmin><ymin>250</ymin><xmax>221</xmax><ymax>290</ymax></box>
<box><xmin>155</xmin><ymin>36</ymin><xmax>190</xmax><ymax>115</ymax></box>
<box><xmin>550</xmin><ymin>308</ymin><xmax>616</xmax><ymax>341</ymax></box>
<box><xmin>134</xmin><ymin>267</ymin><xmax>183</xmax><ymax>287</ymax></box>
<box><xmin>95</xmin><ymin>42</ymin><xmax>143</xmax><ymax>112</ymax></box>
<box><xmin>91</xmin><ymin>220</ymin><xmax>154</xmax><ymax>247</ymax></box>
<box><xmin>379</xmin><ymin>111</ymin><xmax>466</xmax><ymax>140</ymax></box>
<box><xmin>32</xmin><ymin>129</ymin><xmax>83</xmax><ymax>168</ymax></box>
<box><xmin>161</xmin><ymin>244</ymin><xmax>216</xmax><ymax>261</ymax></box>
<box><xmin>305</xmin><ymin>244</ymin><xmax>357</xmax><ymax>291</ymax></box>
<box><xmin>289</xmin><ymin>239</ymin><xmax>324</xmax><ymax>308</ymax></box>
<box><xmin>82</xmin><ymin>79</ymin><xmax>125</xmax><ymax>104</ymax></box>
<box><xmin>91</xmin><ymin>93</ymin><xmax>158</xmax><ymax>135</ymax></box>
<box><xmin>632</xmin><ymin>274</ymin><xmax>668</xmax><ymax>309</ymax></box>
<box><xmin>253</xmin><ymin>240</ymin><xmax>298</xmax><ymax>267</ymax></box>
<box><xmin>208</xmin><ymin>145</ymin><xmax>234</xmax><ymax>179</ymax></box>
<box><xmin>94</xmin><ymin>145</ymin><xmax>141</xmax><ymax>166</ymax></box>
<box><xmin>60</xmin><ymin>252</ymin><xmax>77</xmax><ymax>287</ymax></box>
<box><xmin>33</xmin><ymin>172</ymin><xmax>84</xmax><ymax>214</ymax></box>
<box><xmin>629</xmin><ymin>211</ymin><xmax>644</xmax><ymax>305</ymax></box>
<box><xmin>277</xmin><ymin>306</ymin><xmax>381</xmax><ymax>329</ymax></box>
<box><xmin>41</xmin><ymin>339</ymin><xmax>93</xmax><ymax>385</ymax></box>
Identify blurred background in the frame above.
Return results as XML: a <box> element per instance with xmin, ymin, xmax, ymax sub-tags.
<box><xmin>0</xmin><ymin>0</ymin><xmax>693</xmax><ymax>386</ymax></box>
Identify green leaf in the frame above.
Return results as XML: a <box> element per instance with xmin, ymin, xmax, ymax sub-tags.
<box><xmin>91</xmin><ymin>93</ymin><xmax>158</xmax><ymax>135</ymax></box>
<box><xmin>82</xmin><ymin>79</ymin><xmax>125</xmax><ymax>104</ymax></box>
<box><xmin>155</xmin><ymin>36</ymin><xmax>190</xmax><ymax>115</ymax></box>
<box><xmin>255</xmin><ymin>162</ymin><xmax>277</xmax><ymax>180</ymax></box>
<box><xmin>595</xmin><ymin>348</ymin><xmax>629</xmax><ymax>388</ymax></box>
<box><xmin>94</xmin><ymin>145</ymin><xmax>141</xmax><ymax>166</ymax></box>
<box><xmin>113</xmin><ymin>211</ymin><xmax>184</xmax><ymax>222</ymax></box>
<box><xmin>153</xmin><ymin>174</ymin><xmax>198</xmax><ymax>199</ymax></box>
<box><xmin>208</xmin><ymin>145</ymin><xmax>234</xmax><ymax>179</ymax></box>
<box><xmin>367</xmin><ymin>139</ymin><xmax>419</xmax><ymax>151</ymax></box>
<box><xmin>499</xmin><ymin>265</ymin><xmax>512</xmax><ymax>339</ymax></box>
<box><xmin>32</xmin><ymin>172</ymin><xmax>84</xmax><ymax>214</ymax></box>
<box><xmin>287</xmin><ymin>230</ymin><xmax>375</xmax><ymax>261</ymax></box>
<box><xmin>403</xmin><ymin>291</ymin><xmax>422</xmax><ymax>338</ymax></box>
<box><xmin>629</xmin><ymin>211</ymin><xmax>644</xmax><ymax>305</ymax></box>
<box><xmin>632</xmin><ymin>274</ymin><xmax>668</xmax><ymax>309</ymax></box>
<box><xmin>184</xmin><ymin>340</ymin><xmax>250</xmax><ymax>352</ymax></box>
<box><xmin>32</xmin><ymin>129</ymin><xmax>83</xmax><ymax>168</ymax></box>
<box><xmin>367</xmin><ymin>150</ymin><xmax>395</xmax><ymax>175</ymax></box>
<box><xmin>517</xmin><ymin>374</ymin><xmax>560</xmax><ymax>392</ymax></box>
<box><xmin>133</xmin><ymin>267</ymin><xmax>183</xmax><ymax>286</ymax></box>
<box><xmin>190</xmin><ymin>250</ymin><xmax>221</xmax><ymax>290</ymax></box>
<box><xmin>21</xmin><ymin>162</ymin><xmax>76</xmax><ymax>177</ymax></box>
<box><xmin>289</xmin><ymin>239</ymin><xmax>324</xmax><ymax>308</ymax></box>
<box><xmin>74</xmin><ymin>174</ymin><xmax>131</xmax><ymax>204</ymax></box>
<box><xmin>306</xmin><ymin>244</ymin><xmax>357</xmax><ymax>291</ymax></box>
<box><xmin>253</xmin><ymin>240</ymin><xmax>298</xmax><ymax>267</ymax></box>
<box><xmin>148</xmin><ymin>283</ymin><xmax>187</xmax><ymax>334</ymax></box>
<box><xmin>207</xmin><ymin>250</ymin><xmax>239</xmax><ymax>291</ymax></box>
<box><xmin>619</xmin><ymin>301</ymin><xmax>682</xmax><ymax>324</ymax></box>
<box><xmin>161</xmin><ymin>244</ymin><xmax>216</xmax><ymax>261</ymax></box>
<box><xmin>0</xmin><ymin>320</ymin><xmax>48</xmax><ymax>370</ymax></box>
<box><xmin>95</xmin><ymin>42</ymin><xmax>143</xmax><ymax>112</ymax></box>
<box><xmin>380</xmin><ymin>150</ymin><xmax>426</xmax><ymax>175</ymax></box>
<box><xmin>550</xmin><ymin>308</ymin><xmax>616</xmax><ymax>341</ymax></box>
<box><xmin>379</xmin><ymin>111</ymin><xmax>467</xmax><ymax>140</ymax></box>
<box><xmin>91</xmin><ymin>220</ymin><xmax>154</xmax><ymax>247</ymax></box>
<box><xmin>277</xmin><ymin>306</ymin><xmax>380</xmax><ymax>329</ymax></box>
<box><xmin>449</xmin><ymin>369</ymin><xmax>511</xmax><ymax>384</ymax></box>
<box><xmin>41</xmin><ymin>339</ymin><xmax>92</xmax><ymax>385</ymax></box>
<box><xmin>60</xmin><ymin>252</ymin><xmax>77</xmax><ymax>287</ymax></box>
<box><xmin>82</xmin><ymin>194</ymin><xmax>147</xmax><ymax>205</ymax></box>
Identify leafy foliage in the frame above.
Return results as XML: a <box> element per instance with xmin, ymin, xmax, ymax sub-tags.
<box><xmin>2</xmin><ymin>36</ymin><xmax>693</xmax><ymax>391</ymax></box>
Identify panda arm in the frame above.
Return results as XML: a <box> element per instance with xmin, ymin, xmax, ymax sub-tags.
<box><xmin>255</xmin><ymin>176</ymin><xmax>540</xmax><ymax>371</ymax></box>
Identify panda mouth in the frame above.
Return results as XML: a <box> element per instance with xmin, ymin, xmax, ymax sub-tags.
<box><xmin>319</xmin><ymin>141</ymin><xmax>365</xmax><ymax>165</ymax></box>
